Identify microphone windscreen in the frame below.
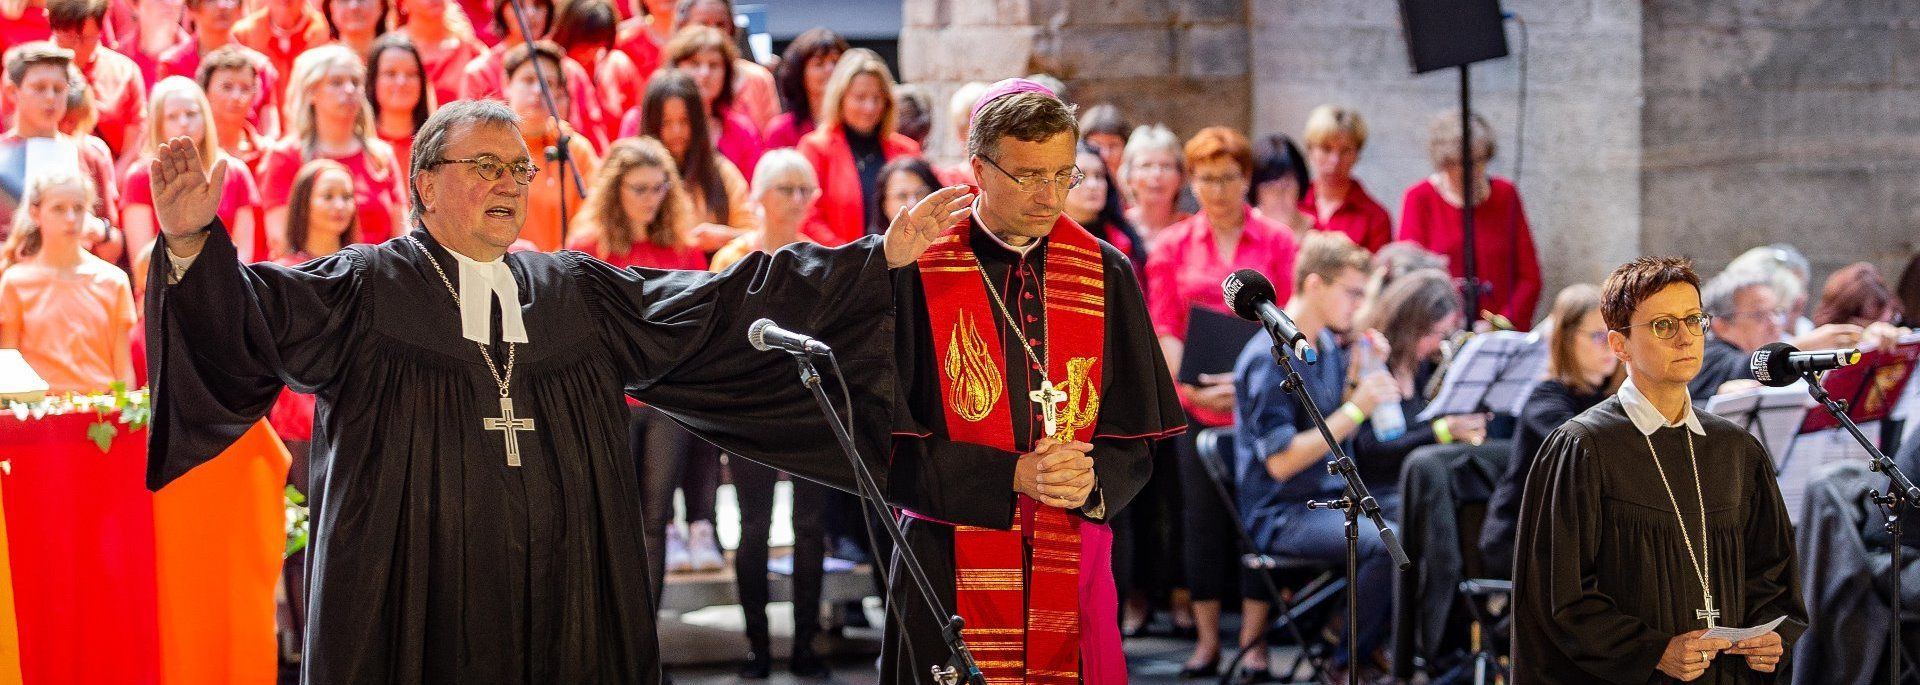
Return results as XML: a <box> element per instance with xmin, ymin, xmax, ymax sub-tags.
<box><xmin>1749</xmin><ymin>341</ymin><xmax>1800</xmax><ymax>387</ymax></box>
<box><xmin>1222</xmin><ymin>269</ymin><xmax>1278</xmax><ymax>322</ymax></box>
<box><xmin>747</xmin><ymin>318</ymin><xmax>775</xmax><ymax>352</ymax></box>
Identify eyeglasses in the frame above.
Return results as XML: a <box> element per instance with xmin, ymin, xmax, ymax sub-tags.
<box><xmin>427</xmin><ymin>155</ymin><xmax>539</xmax><ymax>185</ymax></box>
<box><xmin>1613</xmin><ymin>313</ymin><xmax>1712</xmax><ymax>340</ymax></box>
<box><xmin>1192</xmin><ymin>173</ymin><xmax>1246</xmax><ymax>188</ymax></box>
<box><xmin>1722</xmin><ymin>310</ymin><xmax>1788</xmax><ymax>325</ymax></box>
<box><xmin>764</xmin><ymin>184</ymin><xmax>818</xmax><ymax>198</ymax></box>
<box><xmin>623</xmin><ymin>180</ymin><xmax>672</xmax><ymax>196</ymax></box>
<box><xmin>978</xmin><ymin>155</ymin><xmax>1084</xmax><ymax>193</ymax></box>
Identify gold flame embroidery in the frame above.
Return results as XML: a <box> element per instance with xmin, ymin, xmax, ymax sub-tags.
<box><xmin>1053</xmin><ymin>357</ymin><xmax>1101</xmax><ymax>442</ymax></box>
<box><xmin>946</xmin><ymin>309</ymin><xmax>1003</xmax><ymax>422</ymax></box>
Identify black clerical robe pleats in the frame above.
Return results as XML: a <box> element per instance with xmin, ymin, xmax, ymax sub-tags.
<box><xmin>145</xmin><ymin>222</ymin><xmax>898</xmax><ymax>684</ymax></box>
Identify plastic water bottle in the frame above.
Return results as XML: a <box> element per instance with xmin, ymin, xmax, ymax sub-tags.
<box><xmin>1357</xmin><ymin>337</ymin><xmax>1405</xmax><ymax>441</ymax></box>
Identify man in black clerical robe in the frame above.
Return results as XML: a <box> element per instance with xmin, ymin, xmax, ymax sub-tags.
<box><xmin>1513</xmin><ymin>257</ymin><xmax>1805</xmax><ymax>684</ymax></box>
<box><xmin>140</xmin><ymin>101</ymin><xmax>973</xmax><ymax>684</ymax></box>
<box><xmin>878</xmin><ymin>81</ymin><xmax>1185</xmax><ymax>684</ymax></box>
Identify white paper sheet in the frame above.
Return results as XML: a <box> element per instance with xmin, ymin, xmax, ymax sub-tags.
<box><xmin>1701</xmin><ymin>615</ymin><xmax>1786</xmax><ymax>643</ymax></box>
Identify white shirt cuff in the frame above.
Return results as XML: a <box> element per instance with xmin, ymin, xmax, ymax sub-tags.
<box><xmin>166</xmin><ymin>245</ymin><xmax>200</xmax><ymax>284</ymax></box>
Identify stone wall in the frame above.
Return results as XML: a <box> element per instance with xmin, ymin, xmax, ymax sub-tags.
<box><xmin>899</xmin><ymin>0</ymin><xmax>1251</xmax><ymax>166</ymax></box>
<box><xmin>1641</xmin><ymin>0</ymin><xmax>1920</xmax><ymax>293</ymax></box>
<box><xmin>1249</xmin><ymin>0</ymin><xmax>1644</xmax><ymax>322</ymax></box>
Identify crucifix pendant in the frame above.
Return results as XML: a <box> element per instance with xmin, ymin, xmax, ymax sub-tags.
<box><xmin>1029</xmin><ymin>378</ymin><xmax>1068</xmax><ymax>438</ymax></box>
<box><xmin>1696</xmin><ymin>592</ymin><xmax>1720</xmax><ymax>628</ymax></box>
<box><xmin>482</xmin><ymin>395</ymin><xmax>536</xmax><ymax>467</ymax></box>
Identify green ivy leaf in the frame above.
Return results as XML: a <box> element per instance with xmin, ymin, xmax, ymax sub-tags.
<box><xmin>86</xmin><ymin>421</ymin><xmax>116</xmax><ymax>452</ymax></box>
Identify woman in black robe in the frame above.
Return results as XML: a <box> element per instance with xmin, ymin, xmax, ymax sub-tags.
<box><xmin>1513</xmin><ymin>257</ymin><xmax>1805</xmax><ymax>684</ymax></box>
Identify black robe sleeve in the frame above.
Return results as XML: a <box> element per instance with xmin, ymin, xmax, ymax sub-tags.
<box><xmin>884</xmin><ymin>237</ymin><xmax>1181</xmax><ymax>529</ymax></box>
<box><xmin>1513</xmin><ymin>425</ymin><xmax>1671</xmax><ymax>681</ymax></box>
<box><xmin>1740</xmin><ymin>438</ymin><xmax>1809</xmax><ymax>648</ymax></box>
<box><xmin>570</xmin><ymin>235</ymin><xmax>897</xmax><ymax>495</ymax></box>
<box><xmin>144</xmin><ymin>220</ymin><xmax>367</xmax><ymax>490</ymax></box>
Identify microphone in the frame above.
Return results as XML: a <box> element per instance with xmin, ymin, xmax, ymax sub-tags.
<box><xmin>748</xmin><ymin>318</ymin><xmax>831</xmax><ymax>357</ymax></box>
<box><xmin>1749</xmin><ymin>342</ymin><xmax>1861</xmax><ymax>387</ymax></box>
<box><xmin>1222</xmin><ymin>269</ymin><xmax>1317</xmax><ymax>364</ymax></box>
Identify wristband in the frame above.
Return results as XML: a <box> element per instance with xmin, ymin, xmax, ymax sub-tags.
<box><xmin>1433</xmin><ymin>418</ymin><xmax>1454</xmax><ymax>445</ymax></box>
<box><xmin>1339</xmin><ymin>402</ymin><xmax>1366</xmax><ymax>425</ymax></box>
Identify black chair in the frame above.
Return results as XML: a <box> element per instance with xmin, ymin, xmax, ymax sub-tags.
<box><xmin>1194</xmin><ymin>427</ymin><xmax>1346</xmax><ymax>685</ymax></box>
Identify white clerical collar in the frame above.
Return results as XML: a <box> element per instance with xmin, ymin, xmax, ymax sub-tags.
<box><xmin>1618</xmin><ymin>377</ymin><xmax>1705</xmax><ymax>436</ymax></box>
<box><xmin>971</xmin><ymin>197</ymin><xmax>1042</xmax><ymax>257</ymax></box>
<box><xmin>442</xmin><ymin>245</ymin><xmax>529</xmax><ymax>345</ymax></box>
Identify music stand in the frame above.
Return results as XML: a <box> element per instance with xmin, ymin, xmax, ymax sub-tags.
<box><xmin>1704</xmin><ymin>384</ymin><xmax>1811</xmax><ymax>474</ymax></box>
<box><xmin>1416</xmin><ymin>330</ymin><xmax>1546</xmax><ymax>422</ymax></box>
<box><xmin>1797</xmin><ymin>338</ymin><xmax>1920</xmax><ymax>435</ymax></box>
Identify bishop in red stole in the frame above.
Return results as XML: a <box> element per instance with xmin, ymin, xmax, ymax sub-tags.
<box><xmin>880</xmin><ymin>210</ymin><xmax>1185</xmax><ymax>684</ymax></box>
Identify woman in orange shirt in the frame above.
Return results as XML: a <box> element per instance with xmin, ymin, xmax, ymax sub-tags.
<box><xmin>0</xmin><ymin>170</ymin><xmax>134</xmax><ymax>395</ymax></box>
<box><xmin>795</xmin><ymin>48</ymin><xmax>920</xmax><ymax>247</ymax></box>
<box><xmin>501</xmin><ymin>40</ymin><xmax>597</xmax><ymax>252</ymax></box>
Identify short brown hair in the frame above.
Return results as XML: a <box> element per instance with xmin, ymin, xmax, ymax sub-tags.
<box><xmin>966</xmin><ymin>92</ymin><xmax>1078</xmax><ymax>159</ymax></box>
<box><xmin>1184</xmin><ymin>126</ymin><xmax>1253</xmax><ymax>179</ymax></box>
<box><xmin>664</xmin><ymin>25</ymin><xmax>736</xmax><ymax>117</ymax></box>
<box><xmin>502</xmin><ymin>40</ymin><xmax>567</xmax><ymax>89</ymax></box>
<box><xmin>1601</xmin><ymin>256</ymin><xmax>1700</xmax><ymax>332</ymax></box>
<box><xmin>195</xmin><ymin>44</ymin><xmax>258</xmax><ymax>89</ymax></box>
<box><xmin>4</xmin><ymin>42</ymin><xmax>73</xmax><ymax>86</ymax></box>
<box><xmin>1293</xmin><ymin>231</ymin><xmax>1371</xmax><ymax>292</ymax></box>
<box><xmin>46</xmin><ymin>0</ymin><xmax>107</xmax><ymax>32</ymax></box>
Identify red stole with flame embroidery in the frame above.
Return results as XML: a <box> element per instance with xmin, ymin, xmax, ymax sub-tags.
<box><xmin>917</xmin><ymin>216</ymin><xmax>1106</xmax><ymax>685</ymax></box>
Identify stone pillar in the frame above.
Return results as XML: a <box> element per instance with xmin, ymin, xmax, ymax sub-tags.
<box><xmin>900</xmin><ymin>0</ymin><xmax>1250</xmax><ymax>165</ymax></box>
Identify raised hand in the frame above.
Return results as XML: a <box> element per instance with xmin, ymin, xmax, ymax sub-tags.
<box><xmin>148</xmin><ymin>136</ymin><xmax>230</xmax><ymax>257</ymax></box>
<box><xmin>884</xmin><ymin>185</ymin><xmax>973</xmax><ymax>268</ymax></box>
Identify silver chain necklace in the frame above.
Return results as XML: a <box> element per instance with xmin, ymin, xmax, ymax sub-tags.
<box><xmin>407</xmin><ymin>234</ymin><xmax>535</xmax><ymax>467</ymax></box>
<box><xmin>973</xmin><ymin>254</ymin><xmax>1070</xmax><ymax>440</ymax></box>
<box><xmin>1644</xmin><ymin>429</ymin><xmax>1718</xmax><ymax>627</ymax></box>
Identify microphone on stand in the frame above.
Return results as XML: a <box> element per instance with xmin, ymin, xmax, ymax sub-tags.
<box><xmin>1749</xmin><ymin>342</ymin><xmax>1861</xmax><ymax>386</ymax></box>
<box><xmin>1222</xmin><ymin>269</ymin><xmax>1317</xmax><ymax>364</ymax></box>
<box><xmin>748</xmin><ymin>318</ymin><xmax>831</xmax><ymax>357</ymax></box>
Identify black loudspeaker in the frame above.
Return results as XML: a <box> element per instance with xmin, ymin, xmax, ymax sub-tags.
<box><xmin>1396</xmin><ymin>0</ymin><xmax>1510</xmax><ymax>74</ymax></box>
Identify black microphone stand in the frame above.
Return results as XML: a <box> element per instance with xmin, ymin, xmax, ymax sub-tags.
<box><xmin>502</xmin><ymin>0</ymin><xmax>588</xmax><ymax>242</ymax></box>
<box><xmin>1799</xmin><ymin>371</ymin><xmax>1918</xmax><ymax>685</ymax></box>
<box><xmin>789</xmin><ymin>350</ymin><xmax>985</xmax><ymax>685</ymax></box>
<box><xmin>1263</xmin><ymin>343</ymin><xmax>1410</xmax><ymax>685</ymax></box>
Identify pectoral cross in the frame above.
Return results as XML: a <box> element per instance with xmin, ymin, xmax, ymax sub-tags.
<box><xmin>483</xmin><ymin>396</ymin><xmax>536</xmax><ymax>467</ymax></box>
<box><xmin>1029</xmin><ymin>379</ymin><xmax>1068</xmax><ymax>438</ymax></box>
<box><xmin>1696</xmin><ymin>592</ymin><xmax>1720</xmax><ymax>628</ymax></box>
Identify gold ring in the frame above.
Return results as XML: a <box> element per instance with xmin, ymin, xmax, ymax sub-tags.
<box><xmin>1700</xmin><ymin>650</ymin><xmax>1710</xmax><ymax>663</ymax></box>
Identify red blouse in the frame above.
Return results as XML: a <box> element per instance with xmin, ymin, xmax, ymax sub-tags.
<box><xmin>1397</xmin><ymin>176</ymin><xmax>1542</xmax><ymax>329</ymax></box>
<box><xmin>1146</xmin><ymin>206</ymin><xmax>1299</xmax><ymax>426</ymax></box>
<box><xmin>1300</xmin><ymin>179</ymin><xmax>1393</xmax><ymax>253</ymax></box>
<box><xmin>257</xmin><ymin>139</ymin><xmax>405</xmax><ymax>246</ymax></box>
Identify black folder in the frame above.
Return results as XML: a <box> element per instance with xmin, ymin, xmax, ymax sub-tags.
<box><xmin>1178</xmin><ymin>305</ymin><xmax>1263</xmax><ymax>385</ymax></box>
